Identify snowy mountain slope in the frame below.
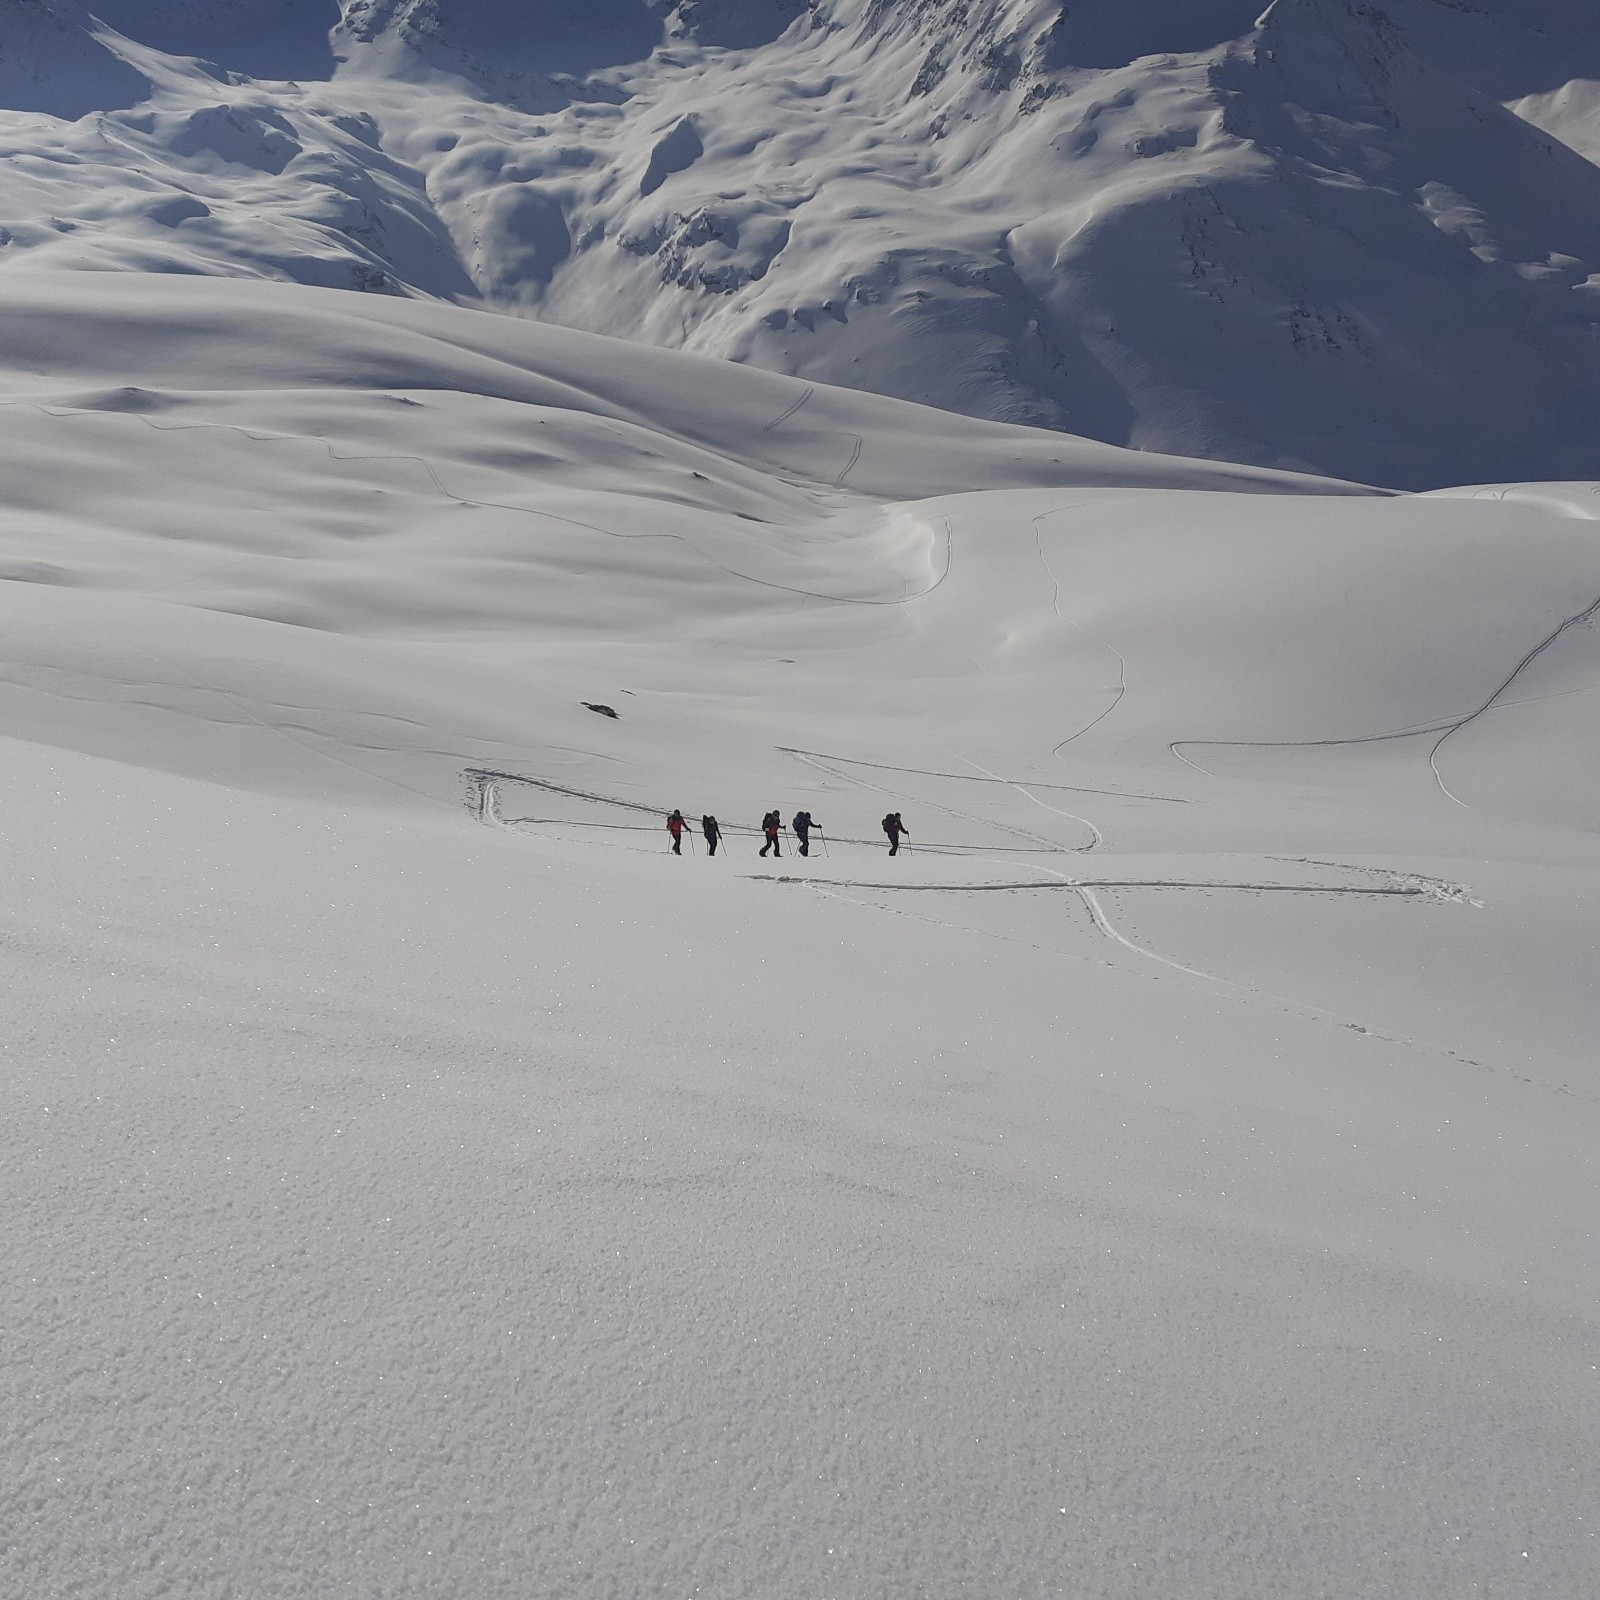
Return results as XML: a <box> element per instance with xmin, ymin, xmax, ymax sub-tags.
<box><xmin>0</xmin><ymin>269</ymin><xmax>1363</xmax><ymax>795</ymax></box>
<box><xmin>1</xmin><ymin>0</ymin><xmax>1597</xmax><ymax>486</ymax></box>
<box><xmin>1383</xmin><ymin>0</ymin><xmax>1600</xmax><ymax>162</ymax></box>
<box><xmin>0</xmin><ymin>0</ymin><xmax>148</xmax><ymax>117</ymax></box>
<box><xmin>0</xmin><ymin>270</ymin><xmax>1593</xmax><ymax>1101</ymax></box>
<box><xmin>3</xmin><ymin>271</ymin><xmax>1600</xmax><ymax>1598</ymax></box>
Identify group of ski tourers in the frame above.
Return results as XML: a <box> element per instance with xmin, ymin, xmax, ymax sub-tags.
<box><xmin>664</xmin><ymin>809</ymin><xmax>910</xmax><ymax>857</ymax></box>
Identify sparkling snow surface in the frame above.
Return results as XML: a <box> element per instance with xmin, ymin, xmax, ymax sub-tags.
<box><xmin>1</xmin><ymin>274</ymin><xmax>1596</xmax><ymax>1597</ymax></box>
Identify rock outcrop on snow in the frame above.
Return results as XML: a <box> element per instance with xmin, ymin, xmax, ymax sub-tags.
<box><xmin>0</xmin><ymin>0</ymin><xmax>1596</xmax><ymax>485</ymax></box>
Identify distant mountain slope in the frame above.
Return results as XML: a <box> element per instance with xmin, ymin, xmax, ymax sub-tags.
<box><xmin>0</xmin><ymin>0</ymin><xmax>1596</xmax><ymax>487</ymax></box>
<box><xmin>1383</xmin><ymin>0</ymin><xmax>1600</xmax><ymax>162</ymax></box>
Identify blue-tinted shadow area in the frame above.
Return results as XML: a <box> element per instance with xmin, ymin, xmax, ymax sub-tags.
<box><xmin>677</xmin><ymin>0</ymin><xmax>809</xmax><ymax>51</ymax></box>
<box><xmin>89</xmin><ymin>0</ymin><xmax>342</xmax><ymax>83</ymax></box>
<box><xmin>1391</xmin><ymin>0</ymin><xmax>1600</xmax><ymax>100</ymax></box>
<box><xmin>432</xmin><ymin>0</ymin><xmax>663</xmax><ymax>76</ymax></box>
<box><xmin>1043</xmin><ymin>0</ymin><xmax>1267</xmax><ymax>70</ymax></box>
<box><xmin>0</xmin><ymin>21</ymin><xmax>150</xmax><ymax>117</ymax></box>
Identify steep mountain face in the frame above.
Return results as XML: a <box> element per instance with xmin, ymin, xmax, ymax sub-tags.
<box><xmin>1382</xmin><ymin>0</ymin><xmax>1600</xmax><ymax>161</ymax></box>
<box><xmin>0</xmin><ymin>0</ymin><xmax>149</xmax><ymax>117</ymax></box>
<box><xmin>86</xmin><ymin>0</ymin><xmax>342</xmax><ymax>81</ymax></box>
<box><xmin>0</xmin><ymin>0</ymin><xmax>1596</xmax><ymax>487</ymax></box>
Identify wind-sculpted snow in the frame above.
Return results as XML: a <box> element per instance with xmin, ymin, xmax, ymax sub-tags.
<box><xmin>1</xmin><ymin>0</ymin><xmax>1598</xmax><ymax>485</ymax></box>
<box><xmin>2</xmin><ymin>272</ymin><xmax>1600</xmax><ymax>1598</ymax></box>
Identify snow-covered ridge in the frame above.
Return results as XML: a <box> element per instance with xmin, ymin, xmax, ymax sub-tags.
<box><xmin>1</xmin><ymin>1</ymin><xmax>1597</xmax><ymax>485</ymax></box>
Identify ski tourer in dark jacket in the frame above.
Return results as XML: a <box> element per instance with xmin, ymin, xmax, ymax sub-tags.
<box><xmin>792</xmin><ymin>811</ymin><xmax>815</xmax><ymax>856</ymax></box>
<box><xmin>882</xmin><ymin>812</ymin><xmax>908</xmax><ymax>855</ymax></box>
<box><xmin>702</xmin><ymin>815</ymin><xmax>721</xmax><ymax>856</ymax></box>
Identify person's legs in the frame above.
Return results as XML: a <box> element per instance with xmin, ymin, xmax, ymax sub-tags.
<box><xmin>672</xmin><ymin>835</ymin><xmax>681</xmax><ymax>855</ymax></box>
<box><xmin>889</xmin><ymin>837</ymin><xmax>898</xmax><ymax>855</ymax></box>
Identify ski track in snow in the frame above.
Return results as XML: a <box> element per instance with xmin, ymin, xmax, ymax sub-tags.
<box><xmin>463</xmin><ymin>772</ymin><xmax>1567</xmax><ymax>1096</ymax></box>
<box><xmin>1021</xmin><ymin>863</ymin><xmax>1584</xmax><ymax>1099</ymax></box>
<box><xmin>762</xmin><ymin>383</ymin><xmax>864</xmax><ymax>489</ymax></box>
<box><xmin>784</xmin><ymin>745</ymin><xmax>1067</xmax><ymax>854</ymax></box>
<box><xmin>1170</xmin><ymin>713</ymin><xmax>1461</xmax><ymax>776</ymax></box>
<box><xmin>468</xmin><ymin>766</ymin><xmax>1067</xmax><ymax>856</ymax></box>
<box><xmin>757</xmin><ymin>877</ymin><xmax>1430</xmax><ymax>897</ymax></box>
<box><xmin>775</xmin><ymin>747</ymin><xmax>1186</xmax><ymax>804</ymax></box>
<box><xmin>763</xmin><ymin>388</ymin><xmax>815</xmax><ymax>434</ymax></box>
<box><xmin>1170</xmin><ymin>582</ymin><xmax>1600</xmax><ymax>807</ymax></box>
<box><xmin>763</xmin><ymin>850</ymin><xmax>1575</xmax><ymax>1100</ymax></box>
<box><xmin>466</xmin><ymin>769</ymin><xmax>1534</xmax><ymax>1096</ymax></box>
<box><xmin>1031</xmin><ymin>509</ymin><xmax>1129</xmax><ymax>757</ymax></box>
<box><xmin>469</xmin><ymin>769</ymin><xmax>1438</xmax><ymax>892</ymax></box>
<box><xmin>1269</xmin><ymin>856</ymin><xmax>1476</xmax><ymax>906</ymax></box>
<box><xmin>146</xmin><ymin>640</ymin><xmax>451</xmax><ymax>812</ymax></box>
<box><xmin>5</xmin><ymin>369</ymin><xmax>1546</xmax><ymax>1090</ymax></box>
<box><xmin>957</xmin><ymin>754</ymin><xmax>1101</xmax><ymax>853</ymax></box>
<box><xmin>1427</xmin><ymin>588</ymin><xmax>1600</xmax><ymax>807</ymax></box>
